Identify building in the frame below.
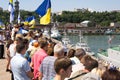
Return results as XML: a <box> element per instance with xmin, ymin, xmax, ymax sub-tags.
<box><xmin>80</xmin><ymin>20</ymin><xmax>90</xmax><ymax>27</ymax></box>
<box><xmin>74</xmin><ymin>8</ymin><xmax>93</xmax><ymax>12</ymax></box>
<box><xmin>110</xmin><ymin>22</ymin><xmax>120</xmax><ymax>27</ymax></box>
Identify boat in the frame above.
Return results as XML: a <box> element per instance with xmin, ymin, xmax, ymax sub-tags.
<box><xmin>97</xmin><ymin>45</ymin><xmax>120</xmax><ymax>67</ymax></box>
<box><xmin>43</xmin><ymin>22</ymin><xmax>62</xmax><ymax>40</ymax></box>
<box><xmin>104</xmin><ymin>29</ymin><xmax>116</xmax><ymax>35</ymax></box>
<box><xmin>51</xmin><ymin>23</ymin><xmax>61</xmax><ymax>40</ymax></box>
<box><xmin>62</xmin><ymin>32</ymin><xmax>74</xmax><ymax>51</ymax></box>
<box><xmin>75</xmin><ymin>31</ymin><xmax>95</xmax><ymax>56</ymax></box>
<box><xmin>42</xmin><ymin>28</ymin><xmax>50</xmax><ymax>38</ymax></box>
<box><xmin>62</xmin><ymin>35</ymin><xmax>71</xmax><ymax>46</ymax></box>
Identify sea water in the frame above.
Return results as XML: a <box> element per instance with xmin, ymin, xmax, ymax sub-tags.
<box><xmin>67</xmin><ymin>34</ymin><xmax>120</xmax><ymax>53</ymax></box>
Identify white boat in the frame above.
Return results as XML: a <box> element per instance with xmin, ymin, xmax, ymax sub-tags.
<box><xmin>62</xmin><ymin>36</ymin><xmax>71</xmax><ymax>46</ymax></box>
<box><xmin>75</xmin><ymin>31</ymin><xmax>95</xmax><ymax>56</ymax></box>
<box><xmin>105</xmin><ymin>29</ymin><xmax>114</xmax><ymax>35</ymax></box>
<box><xmin>42</xmin><ymin>28</ymin><xmax>50</xmax><ymax>38</ymax></box>
<box><xmin>42</xmin><ymin>22</ymin><xmax>61</xmax><ymax>40</ymax></box>
<box><xmin>62</xmin><ymin>32</ymin><xmax>74</xmax><ymax>51</ymax></box>
<box><xmin>51</xmin><ymin>24</ymin><xmax>61</xmax><ymax>40</ymax></box>
<box><xmin>97</xmin><ymin>45</ymin><xmax>120</xmax><ymax>67</ymax></box>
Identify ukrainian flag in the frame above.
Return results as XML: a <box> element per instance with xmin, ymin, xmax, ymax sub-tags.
<box><xmin>8</xmin><ymin>0</ymin><xmax>13</xmax><ymax>12</ymax></box>
<box><xmin>8</xmin><ymin>0</ymin><xmax>14</xmax><ymax>23</ymax></box>
<box><xmin>28</xmin><ymin>16</ymin><xmax>35</xmax><ymax>25</ymax></box>
<box><xmin>24</xmin><ymin>16</ymin><xmax>35</xmax><ymax>28</ymax></box>
<box><xmin>35</xmin><ymin>0</ymin><xmax>51</xmax><ymax>25</ymax></box>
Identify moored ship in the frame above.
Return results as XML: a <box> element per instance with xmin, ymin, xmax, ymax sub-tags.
<box><xmin>97</xmin><ymin>45</ymin><xmax>120</xmax><ymax>67</ymax></box>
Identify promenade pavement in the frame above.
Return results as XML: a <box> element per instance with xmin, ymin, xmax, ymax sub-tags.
<box><xmin>0</xmin><ymin>58</ymin><xmax>11</xmax><ymax>80</ymax></box>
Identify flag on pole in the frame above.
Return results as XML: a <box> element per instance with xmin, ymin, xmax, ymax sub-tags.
<box><xmin>28</xmin><ymin>16</ymin><xmax>35</xmax><ymax>25</ymax></box>
<box><xmin>35</xmin><ymin>0</ymin><xmax>51</xmax><ymax>25</ymax></box>
<box><xmin>18</xmin><ymin>12</ymin><xmax>20</xmax><ymax>24</ymax></box>
<box><xmin>8</xmin><ymin>0</ymin><xmax>14</xmax><ymax>23</ymax></box>
<box><xmin>8</xmin><ymin>0</ymin><xmax>13</xmax><ymax>12</ymax></box>
<box><xmin>24</xmin><ymin>16</ymin><xmax>35</xmax><ymax>25</ymax></box>
<box><xmin>24</xmin><ymin>16</ymin><xmax>35</xmax><ymax>28</ymax></box>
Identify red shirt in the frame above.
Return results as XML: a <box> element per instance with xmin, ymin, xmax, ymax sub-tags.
<box><xmin>32</xmin><ymin>48</ymin><xmax>48</xmax><ymax>79</ymax></box>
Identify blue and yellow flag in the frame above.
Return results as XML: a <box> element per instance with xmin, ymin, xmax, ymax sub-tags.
<box><xmin>8</xmin><ymin>0</ymin><xmax>13</xmax><ymax>12</ymax></box>
<box><xmin>24</xmin><ymin>16</ymin><xmax>35</xmax><ymax>28</ymax></box>
<box><xmin>35</xmin><ymin>0</ymin><xmax>51</xmax><ymax>25</ymax></box>
<box><xmin>8</xmin><ymin>0</ymin><xmax>14</xmax><ymax>23</ymax></box>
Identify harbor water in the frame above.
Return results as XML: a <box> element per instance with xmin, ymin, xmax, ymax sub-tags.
<box><xmin>66</xmin><ymin>34</ymin><xmax>120</xmax><ymax>53</ymax></box>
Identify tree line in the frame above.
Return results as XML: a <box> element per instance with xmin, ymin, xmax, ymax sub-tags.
<box><xmin>0</xmin><ymin>10</ymin><xmax>39</xmax><ymax>25</ymax></box>
<box><xmin>0</xmin><ymin>10</ymin><xmax>120</xmax><ymax>27</ymax></box>
<box><xmin>53</xmin><ymin>11</ymin><xmax>120</xmax><ymax>27</ymax></box>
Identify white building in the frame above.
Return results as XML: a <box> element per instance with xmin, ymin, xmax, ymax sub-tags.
<box><xmin>81</xmin><ymin>20</ymin><xmax>90</xmax><ymax>27</ymax></box>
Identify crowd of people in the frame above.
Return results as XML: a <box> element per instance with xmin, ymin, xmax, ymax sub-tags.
<box><xmin>0</xmin><ymin>23</ymin><xmax>120</xmax><ymax>80</ymax></box>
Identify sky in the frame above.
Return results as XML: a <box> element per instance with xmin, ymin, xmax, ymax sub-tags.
<box><xmin>0</xmin><ymin>0</ymin><xmax>120</xmax><ymax>12</ymax></box>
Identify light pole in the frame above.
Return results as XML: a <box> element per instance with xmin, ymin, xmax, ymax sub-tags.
<box><xmin>14</xmin><ymin>0</ymin><xmax>19</xmax><ymax>23</ymax></box>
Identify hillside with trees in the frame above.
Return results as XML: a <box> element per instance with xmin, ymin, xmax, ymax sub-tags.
<box><xmin>53</xmin><ymin>11</ymin><xmax>120</xmax><ymax>27</ymax></box>
<box><xmin>0</xmin><ymin>10</ymin><xmax>120</xmax><ymax>27</ymax></box>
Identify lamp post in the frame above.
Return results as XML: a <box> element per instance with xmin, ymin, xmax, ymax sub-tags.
<box><xmin>14</xmin><ymin>0</ymin><xmax>19</xmax><ymax>23</ymax></box>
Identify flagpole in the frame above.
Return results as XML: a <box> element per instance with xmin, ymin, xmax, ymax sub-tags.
<box><xmin>18</xmin><ymin>11</ymin><xmax>20</xmax><ymax>24</ymax></box>
<box><xmin>15</xmin><ymin>0</ymin><xmax>19</xmax><ymax>23</ymax></box>
<box><xmin>49</xmin><ymin>13</ymin><xmax>53</xmax><ymax>39</ymax></box>
<box><xmin>8</xmin><ymin>0</ymin><xmax>14</xmax><ymax>29</ymax></box>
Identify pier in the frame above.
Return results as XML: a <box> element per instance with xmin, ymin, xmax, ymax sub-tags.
<box><xmin>34</xmin><ymin>24</ymin><xmax>120</xmax><ymax>35</ymax></box>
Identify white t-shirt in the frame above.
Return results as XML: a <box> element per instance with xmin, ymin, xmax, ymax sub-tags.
<box><xmin>70</xmin><ymin>57</ymin><xmax>85</xmax><ymax>76</ymax></box>
<box><xmin>9</xmin><ymin>43</ymin><xmax>16</xmax><ymax>57</ymax></box>
<box><xmin>0</xmin><ymin>34</ymin><xmax>5</xmax><ymax>45</ymax></box>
